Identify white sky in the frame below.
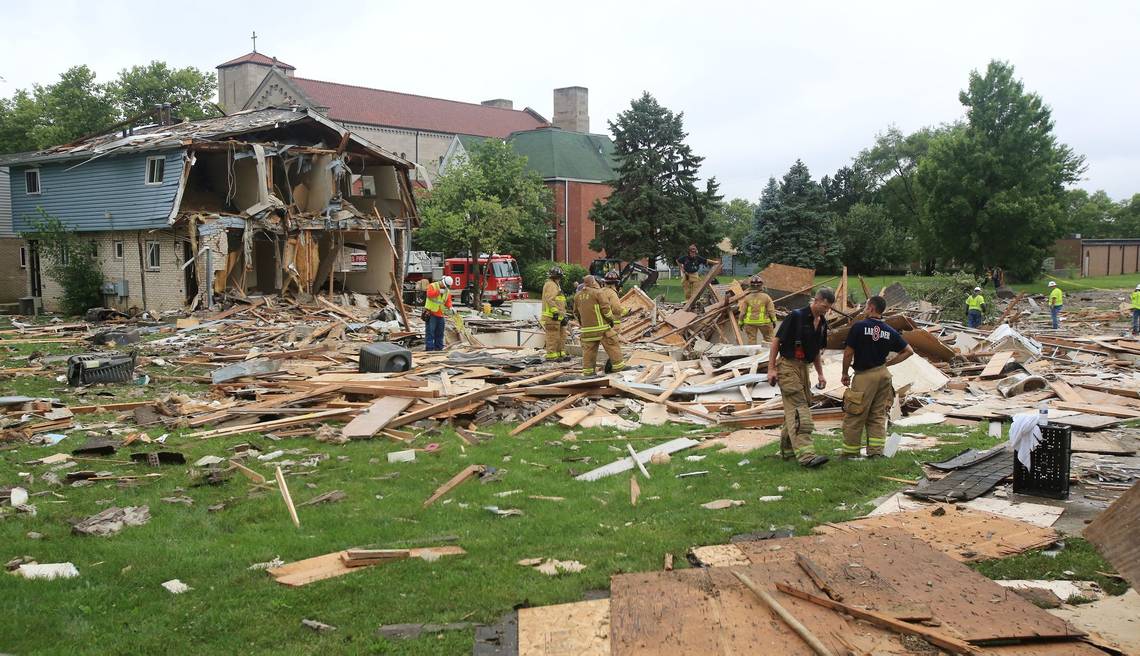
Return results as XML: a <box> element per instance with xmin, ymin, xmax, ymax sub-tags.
<box><xmin>2</xmin><ymin>0</ymin><xmax>1137</xmax><ymax>202</ymax></box>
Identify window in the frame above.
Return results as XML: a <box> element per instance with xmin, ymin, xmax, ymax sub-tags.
<box><xmin>450</xmin><ymin>263</ymin><xmax>466</xmax><ymax>274</ymax></box>
<box><xmin>89</xmin><ymin>240</ymin><xmax>98</xmax><ymax>257</ymax></box>
<box><xmin>113</xmin><ymin>241</ymin><xmax>124</xmax><ymax>260</ymax></box>
<box><xmin>146</xmin><ymin>241</ymin><xmax>161</xmax><ymax>269</ymax></box>
<box><xmin>19</xmin><ymin>246</ymin><xmax>27</xmax><ymax>269</ymax></box>
<box><xmin>25</xmin><ymin>169</ymin><xmax>41</xmax><ymax>195</ymax></box>
<box><xmin>145</xmin><ymin>156</ymin><xmax>165</xmax><ymax>185</ymax></box>
<box><xmin>350</xmin><ymin>174</ymin><xmax>376</xmax><ymax>197</ymax></box>
<box><xmin>59</xmin><ymin>247</ymin><xmax>70</xmax><ymax>266</ymax></box>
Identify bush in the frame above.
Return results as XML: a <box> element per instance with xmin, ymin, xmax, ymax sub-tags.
<box><xmin>523</xmin><ymin>260</ymin><xmax>587</xmax><ymax>295</ymax></box>
<box><xmin>904</xmin><ymin>270</ymin><xmax>992</xmax><ymax>320</ymax></box>
<box><xmin>22</xmin><ymin>212</ymin><xmax>105</xmax><ymax>316</ymax></box>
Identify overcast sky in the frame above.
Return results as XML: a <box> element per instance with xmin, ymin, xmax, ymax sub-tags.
<box><xmin>3</xmin><ymin>1</ymin><xmax>1137</xmax><ymax>202</ymax></box>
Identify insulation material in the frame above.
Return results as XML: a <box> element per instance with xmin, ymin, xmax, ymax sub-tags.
<box><xmin>283</xmin><ymin>231</ymin><xmax>320</xmax><ymax>294</ymax></box>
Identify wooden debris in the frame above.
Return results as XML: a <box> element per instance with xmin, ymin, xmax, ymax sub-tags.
<box><xmin>275</xmin><ymin>466</ymin><xmax>301</xmax><ymax>528</ymax></box>
<box><xmin>423</xmin><ymin>464</ymin><xmax>485</xmax><ymax>507</ymax></box>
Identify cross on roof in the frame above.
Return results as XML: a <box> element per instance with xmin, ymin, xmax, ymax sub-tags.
<box><xmin>251</xmin><ymin>30</ymin><xmax>258</xmax><ymax>52</ymax></box>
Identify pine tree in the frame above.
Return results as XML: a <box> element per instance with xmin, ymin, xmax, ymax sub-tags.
<box><xmin>741</xmin><ymin>160</ymin><xmax>838</xmax><ymax>270</ymax></box>
<box><xmin>589</xmin><ymin>93</ymin><xmax>722</xmax><ymax>263</ymax></box>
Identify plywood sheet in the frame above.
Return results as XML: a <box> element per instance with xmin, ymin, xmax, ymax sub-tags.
<box><xmin>758</xmin><ymin>263</ymin><xmax>814</xmax><ymax>296</ymax></box>
<box><xmin>1083</xmin><ymin>481</ymin><xmax>1140</xmax><ymax>589</ymax></box>
<box><xmin>868</xmin><ymin>492</ymin><xmax>1063</xmax><ymax>528</ymax></box>
<box><xmin>1071</xmin><ymin>432</ymin><xmax>1135</xmax><ymax>455</ymax></box>
<box><xmin>518</xmin><ymin>599</ymin><xmax>610</xmax><ymax>656</ymax></box>
<box><xmin>814</xmin><ymin>505</ymin><xmax>1058</xmax><ymax>562</ymax></box>
<box><xmin>341</xmin><ymin>396</ymin><xmax>414</xmax><ymax>439</ymax></box>
<box><xmin>267</xmin><ymin>546</ymin><xmax>465</xmax><ymax>586</ymax></box>
<box><xmin>902</xmin><ymin>328</ymin><xmax>958</xmax><ymax>362</ymax></box>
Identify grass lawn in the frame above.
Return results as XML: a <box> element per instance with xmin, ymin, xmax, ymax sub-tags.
<box><xmin>0</xmin><ymin>388</ymin><xmax>1123</xmax><ymax>655</ymax></box>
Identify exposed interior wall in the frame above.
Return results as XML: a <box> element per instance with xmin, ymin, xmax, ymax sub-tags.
<box><xmin>342</xmin><ymin>229</ymin><xmax>396</xmax><ymax>294</ymax></box>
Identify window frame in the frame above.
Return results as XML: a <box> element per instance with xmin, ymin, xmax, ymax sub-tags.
<box><xmin>25</xmin><ymin>169</ymin><xmax>41</xmax><ymax>195</ymax></box>
<box><xmin>113</xmin><ymin>241</ymin><xmax>124</xmax><ymax>260</ymax></box>
<box><xmin>19</xmin><ymin>246</ymin><xmax>28</xmax><ymax>269</ymax></box>
<box><xmin>145</xmin><ymin>156</ymin><xmax>165</xmax><ymax>186</ymax></box>
<box><xmin>145</xmin><ymin>240</ymin><xmax>161</xmax><ymax>270</ymax></box>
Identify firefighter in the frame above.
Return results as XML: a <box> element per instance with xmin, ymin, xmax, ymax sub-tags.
<box><xmin>573</xmin><ymin>275</ymin><xmax>625</xmax><ymax>376</ymax></box>
<box><xmin>966</xmin><ymin>286</ymin><xmax>986</xmax><ymax>329</ymax></box>
<box><xmin>1047</xmin><ymin>281</ymin><xmax>1064</xmax><ymax>329</ymax></box>
<box><xmin>840</xmin><ymin>295</ymin><xmax>915</xmax><ymax>459</ymax></box>
<box><xmin>676</xmin><ymin>244</ymin><xmax>719</xmax><ymax>302</ymax></box>
<box><xmin>423</xmin><ymin>275</ymin><xmax>454</xmax><ymax>351</ymax></box>
<box><xmin>767</xmin><ymin>287</ymin><xmax>834</xmax><ymax>468</ymax></box>
<box><xmin>738</xmin><ymin>275</ymin><xmax>777</xmax><ymax>344</ymax></box>
<box><xmin>1131</xmin><ymin>283</ymin><xmax>1140</xmax><ymax>336</ymax></box>
<box><xmin>541</xmin><ymin>266</ymin><xmax>569</xmax><ymax>361</ymax></box>
<box><xmin>601</xmin><ymin>270</ymin><xmax>631</xmax><ymax>328</ymax></box>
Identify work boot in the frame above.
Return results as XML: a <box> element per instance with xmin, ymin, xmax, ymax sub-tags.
<box><xmin>603</xmin><ymin>359</ymin><xmax>613</xmax><ymax>374</ymax></box>
<box><xmin>801</xmin><ymin>455</ymin><xmax>829</xmax><ymax>469</ymax></box>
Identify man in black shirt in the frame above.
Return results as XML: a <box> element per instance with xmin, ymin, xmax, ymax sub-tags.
<box><xmin>767</xmin><ymin>287</ymin><xmax>835</xmax><ymax>468</ymax></box>
<box><xmin>840</xmin><ymin>295</ymin><xmax>914</xmax><ymax>458</ymax></box>
<box><xmin>676</xmin><ymin>244</ymin><xmax>719</xmax><ymax>302</ymax></box>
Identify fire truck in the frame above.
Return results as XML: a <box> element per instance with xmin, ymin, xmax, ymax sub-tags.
<box><xmin>403</xmin><ymin>252</ymin><xmax>527</xmax><ymax>307</ymax></box>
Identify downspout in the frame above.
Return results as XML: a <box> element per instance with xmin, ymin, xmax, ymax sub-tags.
<box><xmin>136</xmin><ymin>231</ymin><xmax>149</xmax><ymax>312</ymax></box>
<box><xmin>563</xmin><ymin>180</ymin><xmax>569</xmax><ymax>264</ymax></box>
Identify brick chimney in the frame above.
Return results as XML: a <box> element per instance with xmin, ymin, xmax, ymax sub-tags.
<box><xmin>552</xmin><ymin>86</ymin><xmax>589</xmax><ymax>133</ymax></box>
<box><xmin>481</xmin><ymin>99</ymin><xmax>513</xmax><ymax>109</ymax></box>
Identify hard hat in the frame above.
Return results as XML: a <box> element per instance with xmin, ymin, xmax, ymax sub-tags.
<box><xmin>750</xmin><ymin>275</ymin><xmax>764</xmax><ymax>287</ymax></box>
<box><xmin>1048</xmin><ymin>281</ymin><xmax>1057</xmax><ymax>287</ymax></box>
<box><xmin>974</xmin><ymin>286</ymin><xmax>982</xmax><ymax>292</ymax></box>
<box><xmin>442</xmin><ymin>275</ymin><xmax>454</xmax><ymax>287</ymax></box>
<box><xmin>1135</xmin><ymin>284</ymin><xmax>1140</xmax><ymax>290</ymax></box>
<box><xmin>548</xmin><ymin>265</ymin><xmax>563</xmax><ymax>278</ymax></box>
<box><xmin>603</xmin><ymin>270</ymin><xmax>621</xmax><ymax>284</ymax></box>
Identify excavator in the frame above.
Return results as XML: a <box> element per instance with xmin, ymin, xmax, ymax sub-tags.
<box><xmin>587</xmin><ymin>258</ymin><xmax>660</xmax><ymax>293</ymax></box>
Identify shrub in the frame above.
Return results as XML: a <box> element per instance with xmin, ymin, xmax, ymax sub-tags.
<box><xmin>523</xmin><ymin>260</ymin><xmax>587</xmax><ymax>295</ymax></box>
<box><xmin>21</xmin><ymin>212</ymin><xmax>105</xmax><ymax>316</ymax></box>
<box><xmin>904</xmin><ymin>270</ymin><xmax>993</xmax><ymax>320</ymax></box>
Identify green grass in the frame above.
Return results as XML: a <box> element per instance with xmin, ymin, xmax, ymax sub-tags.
<box><xmin>5</xmin><ymin>411</ymin><xmax>1089</xmax><ymax>655</ymax></box>
<box><xmin>969</xmin><ymin>538</ymin><xmax>1129</xmax><ymax>597</ymax></box>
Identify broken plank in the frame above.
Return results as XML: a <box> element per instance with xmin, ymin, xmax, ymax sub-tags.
<box><xmin>510</xmin><ymin>393</ymin><xmax>587</xmax><ymax>436</ymax></box>
<box><xmin>795</xmin><ymin>552</ymin><xmax>843</xmax><ymax>602</ymax></box>
<box><xmin>269</xmin><ymin>546</ymin><xmax>466</xmax><ymax>587</ymax></box>
<box><xmin>1048</xmin><ymin>379</ymin><xmax>1086</xmax><ymax>404</ymax></box>
<box><xmin>979</xmin><ymin>351</ymin><xmax>1015</xmax><ymax>379</ymax></box>
<box><xmin>1053</xmin><ymin>402</ymin><xmax>1140</xmax><ymax>419</ymax></box>
<box><xmin>341</xmin><ymin>397</ymin><xmax>415</xmax><ymax>439</ymax></box>
<box><xmin>190</xmin><ymin>408</ymin><xmax>354</xmax><ymax>439</ymax></box>
<box><xmin>735</xmin><ymin>572</ymin><xmax>836</xmax><ymax>656</ymax></box>
<box><xmin>423</xmin><ymin>465</ymin><xmax>485</xmax><ymax>507</ymax></box>
<box><xmin>275</xmin><ymin>466</ymin><xmax>301</xmax><ymax>528</ymax></box>
<box><xmin>610</xmin><ymin>382</ymin><xmax>716</xmax><ymax>422</ymax></box>
<box><xmin>574</xmin><ymin>438</ymin><xmax>700</xmax><ymax>482</ymax></box>
<box><xmin>388</xmin><ymin>386</ymin><xmax>502</xmax><ymax>429</ymax></box>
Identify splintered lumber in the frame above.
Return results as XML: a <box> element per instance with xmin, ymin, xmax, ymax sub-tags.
<box><xmin>510</xmin><ymin>393</ymin><xmax>587</xmax><ymax>436</ymax></box>
<box><xmin>1054</xmin><ymin>402</ymin><xmax>1140</xmax><ymax>419</ymax></box>
<box><xmin>1048</xmin><ymin>379</ymin><xmax>1086</xmax><ymax>404</ymax></box>
<box><xmin>681</xmin><ymin>262</ymin><xmax>723</xmax><ymax>312</ymax></box>
<box><xmin>268</xmin><ymin>546</ymin><xmax>466</xmax><ymax>586</ymax></box>
<box><xmin>505</xmin><ymin>371</ymin><xmax>564</xmax><ymax>389</ymax></box>
<box><xmin>341</xmin><ymin>397</ymin><xmax>415</xmax><ymax>439</ymax></box>
<box><xmin>69</xmin><ymin>401</ymin><xmax>156</xmax><ymax>415</ymax></box>
<box><xmin>610</xmin><ymin>382</ymin><xmax>717</xmax><ymax>422</ymax></box>
<box><xmin>229</xmin><ymin>459</ymin><xmax>267</xmax><ymax>485</ymax></box>
<box><xmin>190</xmin><ymin>408</ymin><xmax>353</xmax><ymax>439</ymax></box>
<box><xmin>627</xmin><ymin>443</ymin><xmax>651</xmax><ymax>479</ymax></box>
<box><xmin>773</xmin><ymin>583</ymin><xmax>975</xmax><ymax>655</ymax></box>
<box><xmin>575</xmin><ymin>437</ymin><xmax>700</xmax><ymax>481</ymax></box>
<box><xmin>795</xmin><ymin>552</ymin><xmax>842</xmax><ymax>601</ymax></box>
<box><xmin>655</xmin><ymin>370</ymin><xmax>690</xmax><ymax>402</ymax></box>
<box><xmin>388</xmin><ymin>386</ymin><xmax>501</xmax><ymax>429</ymax></box>
<box><xmin>275</xmin><ymin>466</ymin><xmax>301</xmax><ymax>528</ymax></box>
<box><xmin>979</xmin><ymin>351</ymin><xmax>1014</xmax><ymax>379</ymax></box>
<box><xmin>423</xmin><ymin>465</ymin><xmax>485</xmax><ymax>507</ymax></box>
<box><xmin>341</xmin><ymin>549</ymin><xmax>411</xmax><ymax>567</ymax></box>
<box><xmin>733</xmin><ymin>572</ymin><xmax>835</xmax><ymax>656</ymax></box>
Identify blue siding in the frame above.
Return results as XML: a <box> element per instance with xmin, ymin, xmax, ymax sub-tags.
<box><xmin>10</xmin><ymin>150</ymin><xmax>184</xmax><ymax>233</ymax></box>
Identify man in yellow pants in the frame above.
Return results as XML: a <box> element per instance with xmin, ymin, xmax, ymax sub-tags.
<box><xmin>840</xmin><ymin>295</ymin><xmax>915</xmax><ymax>459</ymax></box>
<box><xmin>738</xmin><ymin>275</ymin><xmax>776</xmax><ymax>344</ymax></box>
<box><xmin>767</xmin><ymin>288</ymin><xmax>835</xmax><ymax>468</ymax></box>
<box><xmin>676</xmin><ymin>244</ymin><xmax>719</xmax><ymax>302</ymax></box>
<box><xmin>541</xmin><ymin>266</ymin><xmax>568</xmax><ymax>360</ymax></box>
<box><xmin>573</xmin><ymin>276</ymin><xmax>625</xmax><ymax>376</ymax></box>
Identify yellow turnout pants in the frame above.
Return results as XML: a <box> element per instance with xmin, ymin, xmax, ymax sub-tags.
<box><xmin>581</xmin><ymin>330</ymin><xmax>623</xmax><ymax>375</ymax></box>
<box><xmin>682</xmin><ymin>272</ymin><xmax>701</xmax><ymax>301</ymax></box>
<box><xmin>842</xmin><ymin>365</ymin><xmax>894</xmax><ymax>456</ymax></box>
<box><xmin>542</xmin><ymin>319</ymin><xmax>566</xmax><ymax>359</ymax></box>
<box><xmin>777</xmin><ymin>358</ymin><xmax>817</xmax><ymax>464</ymax></box>
<box><xmin>742</xmin><ymin>323</ymin><xmax>773</xmax><ymax>345</ymax></box>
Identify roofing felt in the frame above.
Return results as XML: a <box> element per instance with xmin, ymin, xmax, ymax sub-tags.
<box><xmin>507</xmin><ymin>128</ymin><xmax>617</xmax><ymax>182</ymax></box>
<box><xmin>290</xmin><ymin>77</ymin><xmax>548</xmax><ymax>138</ymax></box>
<box><xmin>217</xmin><ymin>51</ymin><xmax>296</xmax><ymax>70</ymax></box>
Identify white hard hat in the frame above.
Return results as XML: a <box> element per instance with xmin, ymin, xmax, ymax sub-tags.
<box><xmin>974</xmin><ymin>287</ymin><xmax>982</xmax><ymax>292</ymax></box>
<box><xmin>1048</xmin><ymin>281</ymin><xmax>1057</xmax><ymax>287</ymax></box>
<box><xmin>442</xmin><ymin>276</ymin><xmax>455</xmax><ymax>287</ymax></box>
<box><xmin>1135</xmin><ymin>284</ymin><xmax>1140</xmax><ymax>290</ymax></box>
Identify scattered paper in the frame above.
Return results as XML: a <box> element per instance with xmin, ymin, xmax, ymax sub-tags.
<box><xmin>17</xmin><ymin>562</ymin><xmax>79</xmax><ymax>580</ymax></box>
<box><xmin>701</xmin><ymin>499</ymin><xmax>746</xmax><ymax>510</ymax></box>
<box><xmin>161</xmin><ymin>579</ymin><xmax>191</xmax><ymax>594</ymax></box>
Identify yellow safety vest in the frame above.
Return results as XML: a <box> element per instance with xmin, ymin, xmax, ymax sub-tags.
<box><xmin>1048</xmin><ymin>287</ymin><xmax>1064</xmax><ymax>307</ymax></box>
<box><xmin>424</xmin><ymin>282</ymin><xmax>446</xmax><ymax>314</ymax></box>
<box><xmin>541</xmin><ymin>280</ymin><xmax>566</xmax><ymax>319</ymax></box>
<box><xmin>1131</xmin><ymin>291</ymin><xmax>1140</xmax><ymax>310</ymax></box>
<box><xmin>741</xmin><ymin>293</ymin><xmax>773</xmax><ymax>325</ymax></box>
<box><xmin>966</xmin><ymin>294</ymin><xmax>985</xmax><ymax>311</ymax></box>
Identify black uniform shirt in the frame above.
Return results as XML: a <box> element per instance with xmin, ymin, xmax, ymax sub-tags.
<box><xmin>775</xmin><ymin>307</ymin><xmax>828</xmax><ymax>362</ymax></box>
<box><xmin>677</xmin><ymin>255</ymin><xmax>708</xmax><ymax>274</ymax></box>
<box><xmin>844</xmin><ymin>318</ymin><xmax>907</xmax><ymax>371</ymax></box>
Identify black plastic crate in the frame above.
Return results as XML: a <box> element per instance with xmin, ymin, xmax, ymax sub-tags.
<box><xmin>359</xmin><ymin>343</ymin><xmax>412</xmax><ymax>373</ymax></box>
<box><xmin>67</xmin><ymin>352</ymin><xmax>137</xmax><ymax>386</ymax></box>
<box><xmin>1012</xmin><ymin>422</ymin><xmax>1070</xmax><ymax>499</ymax></box>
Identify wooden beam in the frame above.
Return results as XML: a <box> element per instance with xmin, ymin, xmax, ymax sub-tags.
<box><xmin>510</xmin><ymin>393</ymin><xmax>587</xmax><ymax>436</ymax></box>
<box><xmin>388</xmin><ymin>386</ymin><xmax>501</xmax><ymax>428</ymax></box>
<box><xmin>979</xmin><ymin>351</ymin><xmax>1014</xmax><ymax>379</ymax></box>
<box><xmin>655</xmin><ymin>370</ymin><xmax>690</xmax><ymax>402</ymax></box>
<box><xmin>611</xmin><ymin>382</ymin><xmax>717</xmax><ymax>423</ymax></box>
<box><xmin>795</xmin><ymin>552</ymin><xmax>842</xmax><ymax>601</ymax></box>
<box><xmin>275</xmin><ymin>466</ymin><xmax>301</xmax><ymax>528</ymax></box>
<box><xmin>681</xmin><ymin>262</ymin><xmax>723</xmax><ymax>312</ymax></box>
<box><xmin>190</xmin><ymin>408</ymin><xmax>353</xmax><ymax>439</ymax></box>
<box><xmin>734</xmin><ymin>572</ymin><xmax>835</xmax><ymax>656</ymax></box>
<box><xmin>423</xmin><ymin>464</ymin><xmax>485</xmax><ymax>507</ymax></box>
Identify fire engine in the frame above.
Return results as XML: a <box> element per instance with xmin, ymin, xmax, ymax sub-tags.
<box><xmin>402</xmin><ymin>252</ymin><xmax>527</xmax><ymax>307</ymax></box>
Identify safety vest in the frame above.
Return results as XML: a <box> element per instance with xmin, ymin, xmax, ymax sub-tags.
<box><xmin>424</xmin><ymin>281</ymin><xmax>450</xmax><ymax>316</ymax></box>
<box><xmin>541</xmin><ymin>280</ymin><xmax>566</xmax><ymax>319</ymax></box>
<box><xmin>574</xmin><ymin>287</ymin><xmax>613</xmax><ymax>342</ymax></box>
<box><xmin>966</xmin><ymin>294</ymin><xmax>985</xmax><ymax>311</ymax></box>
<box><xmin>1131</xmin><ymin>291</ymin><xmax>1140</xmax><ymax>309</ymax></box>
<box><xmin>741</xmin><ymin>292</ymin><xmax>773</xmax><ymax>325</ymax></box>
<box><xmin>1048</xmin><ymin>287</ymin><xmax>1064</xmax><ymax>307</ymax></box>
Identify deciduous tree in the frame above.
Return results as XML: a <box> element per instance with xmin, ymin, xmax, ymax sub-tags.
<box><xmin>109</xmin><ymin>61</ymin><xmax>219</xmax><ymax>120</ymax></box>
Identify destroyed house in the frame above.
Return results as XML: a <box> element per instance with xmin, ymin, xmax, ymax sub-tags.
<box><xmin>1</xmin><ymin>107</ymin><xmax>418</xmax><ymax>313</ymax></box>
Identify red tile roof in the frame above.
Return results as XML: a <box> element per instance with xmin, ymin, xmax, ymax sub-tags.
<box><xmin>291</xmin><ymin>77</ymin><xmax>548</xmax><ymax>138</ymax></box>
<box><xmin>218</xmin><ymin>52</ymin><xmax>295</xmax><ymax>70</ymax></box>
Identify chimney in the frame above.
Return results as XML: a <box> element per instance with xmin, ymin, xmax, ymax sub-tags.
<box><xmin>481</xmin><ymin>99</ymin><xmax>513</xmax><ymax>109</ymax></box>
<box><xmin>553</xmin><ymin>86</ymin><xmax>589</xmax><ymax>133</ymax></box>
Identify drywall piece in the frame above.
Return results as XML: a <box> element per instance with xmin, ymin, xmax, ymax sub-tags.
<box><xmin>17</xmin><ymin>563</ymin><xmax>79</xmax><ymax>580</ymax></box>
<box><xmin>1049</xmin><ymin>589</ymin><xmax>1140</xmax><ymax>655</ymax></box>
<box><xmin>815</xmin><ymin>504</ymin><xmax>1058</xmax><ymax>561</ymax></box>
<box><xmin>518</xmin><ymin>599</ymin><xmax>610</xmax><ymax>656</ymax></box>
<box><xmin>867</xmin><ymin>492</ymin><xmax>1063</xmax><ymax>528</ymax></box>
<box><xmin>696</xmin><ymin>430</ymin><xmax>780</xmax><ymax>454</ymax></box>
<box><xmin>162</xmin><ymin>579</ymin><xmax>191</xmax><ymax>594</ymax></box>
<box><xmin>211</xmin><ymin>358</ymin><xmax>281</xmax><ymax>384</ymax></box>
<box><xmin>1083</xmin><ymin>482</ymin><xmax>1140</xmax><ymax>589</ymax></box>
<box><xmin>639</xmin><ymin>403</ymin><xmax>670</xmax><ymax>426</ymax></box>
<box><xmin>688</xmin><ymin>544</ymin><xmax>751</xmax><ymax>567</ymax></box>
<box><xmin>574</xmin><ymin>438</ymin><xmax>700</xmax><ymax>482</ymax></box>
<box><xmin>893</xmin><ymin>413</ymin><xmax>946</xmax><ymax>427</ymax></box>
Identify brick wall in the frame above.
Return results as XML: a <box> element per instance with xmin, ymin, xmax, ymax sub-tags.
<box><xmin>37</xmin><ymin>230</ymin><xmax>187</xmax><ymax>314</ymax></box>
<box><xmin>551</xmin><ymin>180</ymin><xmax>610</xmax><ymax>266</ymax></box>
<box><xmin>0</xmin><ymin>238</ymin><xmax>27</xmax><ymax>303</ymax></box>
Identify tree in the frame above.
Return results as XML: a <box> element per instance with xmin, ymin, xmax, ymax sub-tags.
<box><xmin>741</xmin><ymin>160</ymin><xmax>839</xmax><ymax>271</ymax></box>
<box><xmin>1060</xmin><ymin>189</ymin><xmax>1119</xmax><ymax>239</ymax></box>
<box><xmin>415</xmin><ymin>139</ymin><xmax>553</xmax><ymax>304</ymax></box>
<box><xmin>109</xmin><ymin>61</ymin><xmax>219</xmax><ymax>120</ymax></box>
<box><xmin>21</xmin><ymin>211</ymin><xmax>104</xmax><ymax>315</ymax></box>
<box><xmin>589</xmin><ymin>93</ymin><xmax>723</xmax><ymax>264</ymax></box>
<box><xmin>712</xmin><ymin>198</ymin><xmax>758</xmax><ymax>263</ymax></box>
<box><xmin>917</xmin><ymin>61</ymin><xmax>1085</xmax><ymax>280</ymax></box>
<box><xmin>821</xmin><ymin>165</ymin><xmax>871</xmax><ymax>217</ymax></box>
<box><xmin>835</xmin><ymin>202</ymin><xmax>900</xmax><ymax>274</ymax></box>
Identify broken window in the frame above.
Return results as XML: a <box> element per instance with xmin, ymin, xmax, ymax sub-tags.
<box><xmin>25</xmin><ymin>169</ymin><xmax>40</xmax><ymax>195</ymax></box>
<box><xmin>146</xmin><ymin>156</ymin><xmax>165</xmax><ymax>185</ymax></box>
<box><xmin>351</xmin><ymin>174</ymin><xmax>376</xmax><ymax>197</ymax></box>
<box><xmin>113</xmin><ymin>241</ymin><xmax>124</xmax><ymax>260</ymax></box>
<box><xmin>146</xmin><ymin>241</ymin><xmax>161</xmax><ymax>270</ymax></box>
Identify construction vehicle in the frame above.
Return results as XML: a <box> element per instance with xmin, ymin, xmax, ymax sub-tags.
<box><xmin>402</xmin><ymin>252</ymin><xmax>527</xmax><ymax>307</ymax></box>
<box><xmin>588</xmin><ymin>258</ymin><xmax>660</xmax><ymax>293</ymax></box>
